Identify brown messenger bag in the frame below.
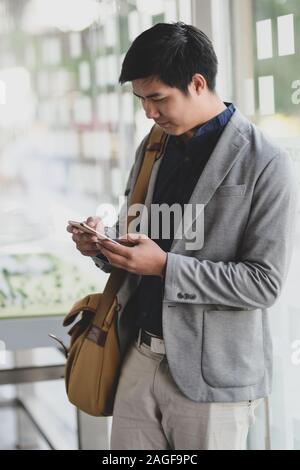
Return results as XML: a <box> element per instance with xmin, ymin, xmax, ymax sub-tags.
<box><xmin>60</xmin><ymin>124</ymin><xmax>168</xmax><ymax>416</ymax></box>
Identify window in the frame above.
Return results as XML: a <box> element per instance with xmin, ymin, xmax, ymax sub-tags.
<box><xmin>0</xmin><ymin>0</ymin><xmax>192</xmax><ymax>449</ymax></box>
<box><xmin>193</xmin><ymin>0</ymin><xmax>300</xmax><ymax>450</ymax></box>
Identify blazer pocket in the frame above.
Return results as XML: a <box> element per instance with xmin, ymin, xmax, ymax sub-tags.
<box><xmin>201</xmin><ymin>309</ymin><xmax>265</xmax><ymax>388</ymax></box>
<box><xmin>216</xmin><ymin>184</ymin><xmax>246</xmax><ymax>197</ymax></box>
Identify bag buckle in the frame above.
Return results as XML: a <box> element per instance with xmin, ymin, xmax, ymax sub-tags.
<box><xmin>48</xmin><ymin>333</ymin><xmax>69</xmax><ymax>358</ymax></box>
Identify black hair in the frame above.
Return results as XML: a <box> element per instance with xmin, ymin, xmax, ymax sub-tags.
<box><xmin>119</xmin><ymin>22</ymin><xmax>218</xmax><ymax>93</ymax></box>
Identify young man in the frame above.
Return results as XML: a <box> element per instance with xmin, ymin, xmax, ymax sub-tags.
<box><xmin>67</xmin><ymin>22</ymin><xmax>298</xmax><ymax>450</ymax></box>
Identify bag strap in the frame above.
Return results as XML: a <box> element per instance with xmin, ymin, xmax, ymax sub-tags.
<box><xmin>128</xmin><ymin>125</ymin><xmax>168</xmax><ymax>216</ymax></box>
<box><xmin>93</xmin><ymin>124</ymin><xmax>168</xmax><ymax>328</ymax></box>
<box><xmin>63</xmin><ymin>293</ymin><xmax>102</xmax><ymax>327</ymax></box>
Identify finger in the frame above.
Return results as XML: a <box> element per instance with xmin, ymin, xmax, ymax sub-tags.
<box><xmin>72</xmin><ymin>233</ymin><xmax>96</xmax><ymax>244</ymax></box>
<box><xmin>86</xmin><ymin>216</ymin><xmax>96</xmax><ymax>227</ymax></box>
<box><xmin>67</xmin><ymin>225</ymin><xmax>79</xmax><ymax>235</ymax></box>
<box><xmin>83</xmin><ymin>234</ymin><xmax>99</xmax><ymax>243</ymax></box>
<box><xmin>95</xmin><ymin>242</ymin><xmax>104</xmax><ymax>249</ymax></box>
<box><xmin>118</xmin><ymin>233</ymin><xmax>136</xmax><ymax>241</ymax></box>
<box><xmin>86</xmin><ymin>216</ymin><xmax>102</xmax><ymax>228</ymax></box>
<box><xmin>129</xmin><ymin>233</ymin><xmax>147</xmax><ymax>241</ymax></box>
<box><xmin>77</xmin><ymin>241</ymin><xmax>102</xmax><ymax>250</ymax></box>
<box><xmin>100</xmin><ymin>239</ymin><xmax>131</xmax><ymax>258</ymax></box>
<box><xmin>81</xmin><ymin>249</ymin><xmax>102</xmax><ymax>257</ymax></box>
<box><xmin>101</xmin><ymin>247</ymin><xmax>129</xmax><ymax>267</ymax></box>
<box><xmin>95</xmin><ymin>220</ymin><xmax>105</xmax><ymax>233</ymax></box>
<box><xmin>118</xmin><ymin>233</ymin><xmax>147</xmax><ymax>242</ymax></box>
<box><xmin>72</xmin><ymin>233</ymin><xmax>87</xmax><ymax>243</ymax></box>
<box><xmin>117</xmin><ymin>233</ymin><xmax>145</xmax><ymax>247</ymax></box>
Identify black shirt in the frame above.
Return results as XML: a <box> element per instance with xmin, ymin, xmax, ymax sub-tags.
<box><xmin>125</xmin><ymin>103</ymin><xmax>236</xmax><ymax>337</ymax></box>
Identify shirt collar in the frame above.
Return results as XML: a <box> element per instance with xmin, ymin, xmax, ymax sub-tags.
<box><xmin>172</xmin><ymin>102</ymin><xmax>236</xmax><ymax>153</ymax></box>
<box><xmin>192</xmin><ymin>102</ymin><xmax>236</xmax><ymax>138</ymax></box>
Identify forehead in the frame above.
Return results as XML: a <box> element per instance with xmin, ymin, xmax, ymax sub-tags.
<box><xmin>132</xmin><ymin>77</ymin><xmax>175</xmax><ymax>97</ymax></box>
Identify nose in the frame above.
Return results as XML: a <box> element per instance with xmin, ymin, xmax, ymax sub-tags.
<box><xmin>143</xmin><ymin>100</ymin><xmax>160</xmax><ymax>120</ymax></box>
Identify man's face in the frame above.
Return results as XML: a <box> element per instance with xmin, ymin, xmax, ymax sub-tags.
<box><xmin>132</xmin><ymin>76</ymin><xmax>203</xmax><ymax>136</ymax></box>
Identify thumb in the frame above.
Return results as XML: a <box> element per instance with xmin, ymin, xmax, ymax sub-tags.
<box><xmin>119</xmin><ymin>233</ymin><xmax>147</xmax><ymax>242</ymax></box>
<box><xmin>128</xmin><ymin>233</ymin><xmax>148</xmax><ymax>242</ymax></box>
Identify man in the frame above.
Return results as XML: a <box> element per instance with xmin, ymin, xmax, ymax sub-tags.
<box><xmin>67</xmin><ymin>22</ymin><xmax>298</xmax><ymax>450</ymax></box>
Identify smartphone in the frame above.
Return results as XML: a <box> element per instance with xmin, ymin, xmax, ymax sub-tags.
<box><xmin>68</xmin><ymin>220</ymin><xmax>120</xmax><ymax>244</ymax></box>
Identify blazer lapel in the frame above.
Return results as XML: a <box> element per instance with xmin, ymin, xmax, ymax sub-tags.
<box><xmin>170</xmin><ymin>110</ymin><xmax>250</xmax><ymax>253</ymax></box>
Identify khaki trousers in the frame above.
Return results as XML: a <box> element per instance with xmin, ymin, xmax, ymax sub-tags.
<box><xmin>110</xmin><ymin>337</ymin><xmax>263</xmax><ymax>450</ymax></box>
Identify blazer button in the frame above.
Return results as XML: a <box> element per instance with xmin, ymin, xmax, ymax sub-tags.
<box><xmin>177</xmin><ymin>293</ymin><xmax>184</xmax><ymax>299</ymax></box>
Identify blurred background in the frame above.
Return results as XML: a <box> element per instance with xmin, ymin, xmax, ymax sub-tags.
<box><xmin>0</xmin><ymin>0</ymin><xmax>299</xmax><ymax>450</ymax></box>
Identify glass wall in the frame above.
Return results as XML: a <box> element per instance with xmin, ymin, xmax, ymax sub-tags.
<box><xmin>0</xmin><ymin>0</ymin><xmax>192</xmax><ymax>449</ymax></box>
<box><xmin>0</xmin><ymin>0</ymin><xmax>192</xmax><ymax>324</ymax></box>
<box><xmin>4</xmin><ymin>0</ymin><xmax>298</xmax><ymax>451</ymax></box>
<box><xmin>231</xmin><ymin>0</ymin><xmax>300</xmax><ymax>450</ymax></box>
<box><xmin>191</xmin><ymin>0</ymin><xmax>299</xmax><ymax>450</ymax></box>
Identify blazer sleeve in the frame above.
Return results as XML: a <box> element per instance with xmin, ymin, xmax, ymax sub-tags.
<box><xmin>91</xmin><ymin>134</ymin><xmax>149</xmax><ymax>273</ymax></box>
<box><xmin>163</xmin><ymin>151</ymin><xmax>299</xmax><ymax>310</ymax></box>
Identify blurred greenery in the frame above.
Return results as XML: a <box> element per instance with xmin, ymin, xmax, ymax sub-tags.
<box><xmin>0</xmin><ymin>253</ymin><xmax>99</xmax><ymax>319</ymax></box>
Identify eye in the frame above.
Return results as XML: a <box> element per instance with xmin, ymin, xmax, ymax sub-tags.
<box><xmin>138</xmin><ymin>96</ymin><xmax>166</xmax><ymax>104</ymax></box>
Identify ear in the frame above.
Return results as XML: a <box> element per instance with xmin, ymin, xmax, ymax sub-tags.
<box><xmin>190</xmin><ymin>74</ymin><xmax>206</xmax><ymax>95</ymax></box>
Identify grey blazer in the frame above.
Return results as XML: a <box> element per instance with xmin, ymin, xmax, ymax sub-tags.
<box><xmin>93</xmin><ymin>109</ymin><xmax>298</xmax><ymax>402</ymax></box>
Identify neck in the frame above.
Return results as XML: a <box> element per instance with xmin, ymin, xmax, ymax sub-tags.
<box><xmin>183</xmin><ymin>95</ymin><xmax>227</xmax><ymax>141</ymax></box>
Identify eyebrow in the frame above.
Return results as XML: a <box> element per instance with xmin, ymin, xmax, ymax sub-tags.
<box><xmin>133</xmin><ymin>92</ymin><xmax>164</xmax><ymax>99</ymax></box>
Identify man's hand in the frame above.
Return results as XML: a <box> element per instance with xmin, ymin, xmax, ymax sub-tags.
<box><xmin>66</xmin><ymin>216</ymin><xmax>105</xmax><ymax>257</ymax></box>
<box><xmin>99</xmin><ymin>233</ymin><xmax>167</xmax><ymax>278</ymax></box>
